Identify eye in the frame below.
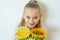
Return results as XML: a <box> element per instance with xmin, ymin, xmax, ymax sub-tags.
<box><xmin>26</xmin><ymin>16</ymin><xmax>30</xmax><ymax>19</ymax></box>
<box><xmin>33</xmin><ymin>16</ymin><xmax>37</xmax><ymax>19</ymax></box>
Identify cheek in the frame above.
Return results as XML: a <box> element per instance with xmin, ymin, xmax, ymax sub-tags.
<box><xmin>34</xmin><ymin>19</ymin><xmax>39</xmax><ymax>24</ymax></box>
<box><xmin>24</xmin><ymin>18</ymin><xmax>29</xmax><ymax>23</ymax></box>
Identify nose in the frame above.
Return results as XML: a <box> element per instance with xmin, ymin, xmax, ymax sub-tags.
<box><xmin>29</xmin><ymin>18</ymin><xmax>34</xmax><ymax>23</ymax></box>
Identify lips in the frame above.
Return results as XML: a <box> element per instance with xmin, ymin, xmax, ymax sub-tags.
<box><xmin>29</xmin><ymin>23</ymin><xmax>35</xmax><ymax>26</ymax></box>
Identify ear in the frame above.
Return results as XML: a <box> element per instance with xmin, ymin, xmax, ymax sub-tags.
<box><xmin>22</xmin><ymin>12</ymin><xmax>25</xmax><ymax>19</ymax></box>
<box><xmin>38</xmin><ymin>13</ymin><xmax>42</xmax><ymax>20</ymax></box>
<box><xmin>39</xmin><ymin>12</ymin><xmax>42</xmax><ymax>17</ymax></box>
<box><xmin>40</xmin><ymin>13</ymin><xmax>42</xmax><ymax>17</ymax></box>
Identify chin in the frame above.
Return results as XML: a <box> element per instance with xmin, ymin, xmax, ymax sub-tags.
<box><xmin>28</xmin><ymin>26</ymin><xmax>35</xmax><ymax>28</ymax></box>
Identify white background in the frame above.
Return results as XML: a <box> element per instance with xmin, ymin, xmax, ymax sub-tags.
<box><xmin>0</xmin><ymin>0</ymin><xmax>60</xmax><ymax>40</ymax></box>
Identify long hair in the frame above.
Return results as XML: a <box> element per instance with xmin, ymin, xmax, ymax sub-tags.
<box><xmin>18</xmin><ymin>0</ymin><xmax>42</xmax><ymax>28</ymax></box>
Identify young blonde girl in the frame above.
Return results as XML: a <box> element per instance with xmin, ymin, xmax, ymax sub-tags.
<box><xmin>15</xmin><ymin>0</ymin><xmax>46</xmax><ymax>40</ymax></box>
<box><xmin>18</xmin><ymin>0</ymin><xmax>42</xmax><ymax>29</ymax></box>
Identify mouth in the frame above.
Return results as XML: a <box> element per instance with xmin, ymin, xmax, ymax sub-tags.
<box><xmin>29</xmin><ymin>23</ymin><xmax>35</xmax><ymax>26</ymax></box>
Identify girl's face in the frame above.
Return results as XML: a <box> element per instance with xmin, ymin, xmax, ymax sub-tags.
<box><xmin>23</xmin><ymin>8</ymin><xmax>41</xmax><ymax>28</ymax></box>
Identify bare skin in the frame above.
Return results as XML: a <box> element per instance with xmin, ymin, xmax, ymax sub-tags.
<box><xmin>23</xmin><ymin>8</ymin><xmax>41</xmax><ymax>28</ymax></box>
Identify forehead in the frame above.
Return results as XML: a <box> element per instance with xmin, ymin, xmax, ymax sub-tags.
<box><xmin>24</xmin><ymin>8</ymin><xmax>40</xmax><ymax>17</ymax></box>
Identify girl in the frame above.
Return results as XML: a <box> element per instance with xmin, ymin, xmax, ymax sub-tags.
<box><xmin>15</xmin><ymin>0</ymin><xmax>43</xmax><ymax>40</ymax></box>
<box><xmin>18</xmin><ymin>0</ymin><xmax>42</xmax><ymax>29</ymax></box>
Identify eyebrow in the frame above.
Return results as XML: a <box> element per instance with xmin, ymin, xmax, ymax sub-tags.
<box><xmin>33</xmin><ymin>16</ymin><xmax>38</xmax><ymax>17</ymax></box>
<box><xmin>26</xmin><ymin>16</ymin><xmax>38</xmax><ymax>18</ymax></box>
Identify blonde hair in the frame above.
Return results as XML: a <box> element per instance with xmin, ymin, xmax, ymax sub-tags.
<box><xmin>18</xmin><ymin>0</ymin><xmax>41</xmax><ymax>28</ymax></box>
